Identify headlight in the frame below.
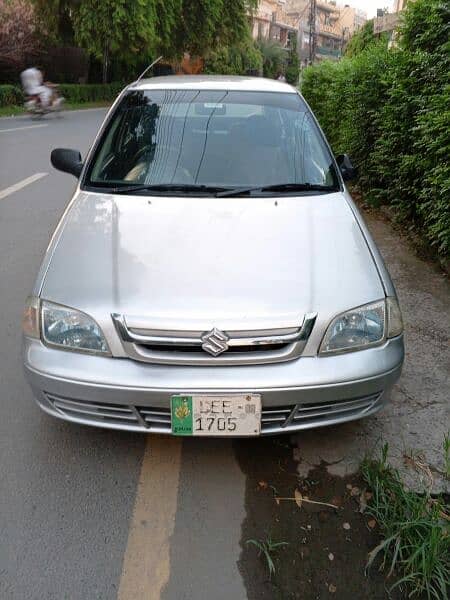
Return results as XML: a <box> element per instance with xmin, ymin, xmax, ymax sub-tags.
<box><xmin>41</xmin><ymin>300</ymin><xmax>110</xmax><ymax>355</ymax></box>
<box><xmin>320</xmin><ymin>300</ymin><xmax>386</xmax><ymax>354</ymax></box>
<box><xmin>320</xmin><ymin>298</ymin><xmax>403</xmax><ymax>355</ymax></box>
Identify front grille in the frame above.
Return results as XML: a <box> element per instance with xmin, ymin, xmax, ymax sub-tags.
<box><xmin>43</xmin><ymin>392</ymin><xmax>383</xmax><ymax>434</ymax></box>
<box><xmin>111</xmin><ymin>313</ymin><xmax>317</xmax><ymax>366</ymax></box>
<box><xmin>45</xmin><ymin>394</ymin><xmax>172</xmax><ymax>430</ymax></box>
<box><xmin>138</xmin><ymin>342</ymin><xmax>289</xmax><ymax>354</ymax></box>
<box><xmin>261</xmin><ymin>393</ymin><xmax>382</xmax><ymax>433</ymax></box>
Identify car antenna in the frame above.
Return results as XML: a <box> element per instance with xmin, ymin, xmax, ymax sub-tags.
<box><xmin>134</xmin><ymin>56</ymin><xmax>163</xmax><ymax>84</ymax></box>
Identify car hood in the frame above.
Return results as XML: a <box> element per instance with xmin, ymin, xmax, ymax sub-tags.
<box><xmin>40</xmin><ymin>191</ymin><xmax>384</xmax><ymax>346</ymax></box>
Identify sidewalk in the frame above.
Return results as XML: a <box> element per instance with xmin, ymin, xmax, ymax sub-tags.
<box><xmin>292</xmin><ymin>205</ymin><xmax>450</xmax><ymax>494</ymax></box>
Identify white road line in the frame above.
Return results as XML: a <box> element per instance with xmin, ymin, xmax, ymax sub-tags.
<box><xmin>0</xmin><ymin>173</ymin><xmax>48</xmax><ymax>200</ymax></box>
<box><xmin>0</xmin><ymin>124</ymin><xmax>48</xmax><ymax>133</ymax></box>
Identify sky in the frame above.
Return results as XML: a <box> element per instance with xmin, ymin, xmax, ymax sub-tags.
<box><xmin>340</xmin><ymin>0</ymin><xmax>394</xmax><ymax>18</ymax></box>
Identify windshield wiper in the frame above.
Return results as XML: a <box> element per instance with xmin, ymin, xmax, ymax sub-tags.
<box><xmin>108</xmin><ymin>183</ymin><xmax>230</xmax><ymax>195</ymax></box>
<box><xmin>216</xmin><ymin>183</ymin><xmax>339</xmax><ymax>198</ymax></box>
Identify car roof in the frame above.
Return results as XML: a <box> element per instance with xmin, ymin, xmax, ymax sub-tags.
<box><xmin>128</xmin><ymin>75</ymin><xmax>297</xmax><ymax>94</ymax></box>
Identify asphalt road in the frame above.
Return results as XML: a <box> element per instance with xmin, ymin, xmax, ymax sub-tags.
<box><xmin>0</xmin><ymin>109</ymin><xmax>448</xmax><ymax>600</ymax></box>
<box><xmin>0</xmin><ymin>109</ymin><xmax>247</xmax><ymax>600</ymax></box>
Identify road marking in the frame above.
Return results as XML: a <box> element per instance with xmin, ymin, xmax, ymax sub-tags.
<box><xmin>118</xmin><ymin>436</ymin><xmax>182</xmax><ymax>600</ymax></box>
<box><xmin>0</xmin><ymin>124</ymin><xmax>48</xmax><ymax>133</ymax></box>
<box><xmin>0</xmin><ymin>173</ymin><xmax>48</xmax><ymax>201</ymax></box>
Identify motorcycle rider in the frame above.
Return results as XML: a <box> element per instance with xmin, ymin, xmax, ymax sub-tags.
<box><xmin>21</xmin><ymin>67</ymin><xmax>62</xmax><ymax>110</ymax></box>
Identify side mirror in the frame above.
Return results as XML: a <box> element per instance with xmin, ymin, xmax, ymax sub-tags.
<box><xmin>336</xmin><ymin>154</ymin><xmax>356</xmax><ymax>181</ymax></box>
<box><xmin>51</xmin><ymin>148</ymin><xmax>83</xmax><ymax>178</ymax></box>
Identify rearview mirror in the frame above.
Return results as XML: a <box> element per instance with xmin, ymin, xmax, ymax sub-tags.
<box><xmin>51</xmin><ymin>148</ymin><xmax>83</xmax><ymax>178</ymax></box>
<box><xmin>336</xmin><ymin>154</ymin><xmax>356</xmax><ymax>181</ymax></box>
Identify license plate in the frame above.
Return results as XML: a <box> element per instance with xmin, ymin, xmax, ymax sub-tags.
<box><xmin>171</xmin><ymin>394</ymin><xmax>261</xmax><ymax>436</ymax></box>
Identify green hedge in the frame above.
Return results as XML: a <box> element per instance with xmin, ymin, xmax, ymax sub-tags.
<box><xmin>0</xmin><ymin>85</ymin><xmax>23</xmax><ymax>107</ymax></box>
<box><xmin>0</xmin><ymin>82</ymin><xmax>124</xmax><ymax>108</ymax></box>
<box><xmin>57</xmin><ymin>82</ymin><xmax>124</xmax><ymax>103</ymax></box>
<box><xmin>204</xmin><ymin>39</ymin><xmax>263</xmax><ymax>76</ymax></box>
<box><xmin>301</xmin><ymin>0</ymin><xmax>450</xmax><ymax>261</ymax></box>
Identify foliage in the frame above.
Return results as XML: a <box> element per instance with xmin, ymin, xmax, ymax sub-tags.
<box><xmin>0</xmin><ymin>84</ymin><xmax>23</xmax><ymax>107</ymax></box>
<box><xmin>72</xmin><ymin>0</ymin><xmax>158</xmax><ymax>82</ymax></box>
<box><xmin>285</xmin><ymin>36</ymin><xmax>300</xmax><ymax>85</ymax></box>
<box><xmin>0</xmin><ymin>0</ymin><xmax>38</xmax><ymax>74</ymax></box>
<box><xmin>344</xmin><ymin>20</ymin><xmax>386</xmax><ymax>58</ymax></box>
<box><xmin>176</xmin><ymin>0</ymin><xmax>258</xmax><ymax>58</ymax></box>
<box><xmin>257</xmin><ymin>39</ymin><xmax>287</xmax><ymax>79</ymax></box>
<box><xmin>362</xmin><ymin>444</ymin><xmax>449</xmax><ymax>599</ymax></box>
<box><xmin>0</xmin><ymin>82</ymin><xmax>123</xmax><ymax>107</ymax></box>
<box><xmin>204</xmin><ymin>37</ymin><xmax>262</xmax><ymax>75</ymax></box>
<box><xmin>444</xmin><ymin>434</ymin><xmax>450</xmax><ymax>480</ymax></box>
<box><xmin>31</xmin><ymin>0</ymin><xmax>258</xmax><ymax>82</ymax></box>
<box><xmin>57</xmin><ymin>82</ymin><xmax>124</xmax><ymax>103</ymax></box>
<box><xmin>31</xmin><ymin>0</ymin><xmax>74</xmax><ymax>45</ymax></box>
<box><xmin>246</xmin><ymin>537</ymin><xmax>289</xmax><ymax>579</ymax></box>
<box><xmin>301</xmin><ymin>0</ymin><xmax>450</xmax><ymax>260</ymax></box>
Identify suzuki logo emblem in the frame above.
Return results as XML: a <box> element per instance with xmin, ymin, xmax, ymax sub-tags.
<box><xmin>201</xmin><ymin>327</ymin><xmax>229</xmax><ymax>356</ymax></box>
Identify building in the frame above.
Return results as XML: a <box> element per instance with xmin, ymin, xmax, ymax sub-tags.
<box><xmin>373</xmin><ymin>0</ymin><xmax>411</xmax><ymax>43</ymax></box>
<box><xmin>250</xmin><ymin>0</ymin><xmax>299</xmax><ymax>48</ymax></box>
<box><xmin>286</xmin><ymin>0</ymin><xmax>367</xmax><ymax>65</ymax></box>
<box><xmin>338</xmin><ymin>4</ymin><xmax>367</xmax><ymax>37</ymax></box>
<box><xmin>393</xmin><ymin>0</ymin><xmax>409</xmax><ymax>11</ymax></box>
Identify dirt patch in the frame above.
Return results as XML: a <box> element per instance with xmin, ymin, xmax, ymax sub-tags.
<box><xmin>235</xmin><ymin>437</ymin><xmax>401</xmax><ymax>600</ymax></box>
<box><xmin>351</xmin><ymin>187</ymin><xmax>450</xmax><ymax>277</ymax></box>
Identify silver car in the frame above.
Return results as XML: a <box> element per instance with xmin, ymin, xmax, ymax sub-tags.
<box><xmin>22</xmin><ymin>75</ymin><xmax>404</xmax><ymax>437</ymax></box>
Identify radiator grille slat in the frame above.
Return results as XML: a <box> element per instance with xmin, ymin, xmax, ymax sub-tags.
<box><xmin>43</xmin><ymin>392</ymin><xmax>383</xmax><ymax>434</ymax></box>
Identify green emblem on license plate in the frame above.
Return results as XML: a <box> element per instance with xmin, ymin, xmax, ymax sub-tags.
<box><xmin>171</xmin><ymin>396</ymin><xmax>193</xmax><ymax>435</ymax></box>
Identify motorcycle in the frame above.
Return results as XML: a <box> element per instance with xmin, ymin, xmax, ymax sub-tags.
<box><xmin>24</xmin><ymin>85</ymin><xmax>65</xmax><ymax>117</ymax></box>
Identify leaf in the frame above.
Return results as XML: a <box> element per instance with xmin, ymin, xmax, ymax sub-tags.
<box><xmin>359</xmin><ymin>491</ymin><xmax>368</xmax><ymax>513</ymax></box>
<box><xmin>343</xmin><ymin>522</ymin><xmax>351</xmax><ymax>530</ymax></box>
<box><xmin>366</xmin><ymin>536</ymin><xmax>395</xmax><ymax>574</ymax></box>
<box><xmin>258</xmin><ymin>481</ymin><xmax>268</xmax><ymax>489</ymax></box>
<box><xmin>367</xmin><ymin>519</ymin><xmax>377</xmax><ymax>529</ymax></box>
<box><xmin>294</xmin><ymin>489</ymin><xmax>303</xmax><ymax>508</ymax></box>
<box><xmin>275</xmin><ymin>497</ymin><xmax>280</xmax><ymax>505</ymax></box>
<box><xmin>329</xmin><ymin>583</ymin><xmax>337</xmax><ymax>593</ymax></box>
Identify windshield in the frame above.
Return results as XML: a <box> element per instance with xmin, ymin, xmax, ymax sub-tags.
<box><xmin>84</xmin><ymin>89</ymin><xmax>339</xmax><ymax>193</ymax></box>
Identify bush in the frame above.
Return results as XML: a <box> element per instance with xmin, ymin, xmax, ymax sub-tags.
<box><xmin>204</xmin><ymin>38</ymin><xmax>263</xmax><ymax>76</ymax></box>
<box><xmin>0</xmin><ymin>82</ymin><xmax>123</xmax><ymax>107</ymax></box>
<box><xmin>301</xmin><ymin>0</ymin><xmax>450</xmax><ymax>260</ymax></box>
<box><xmin>0</xmin><ymin>84</ymin><xmax>23</xmax><ymax>107</ymax></box>
<box><xmin>285</xmin><ymin>36</ymin><xmax>300</xmax><ymax>85</ymax></box>
<box><xmin>57</xmin><ymin>82</ymin><xmax>124</xmax><ymax>103</ymax></box>
<box><xmin>257</xmin><ymin>39</ymin><xmax>286</xmax><ymax>79</ymax></box>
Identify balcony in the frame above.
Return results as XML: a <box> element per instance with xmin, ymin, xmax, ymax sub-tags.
<box><xmin>316</xmin><ymin>46</ymin><xmax>341</xmax><ymax>58</ymax></box>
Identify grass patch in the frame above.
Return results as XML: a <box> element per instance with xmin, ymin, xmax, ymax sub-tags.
<box><xmin>361</xmin><ymin>443</ymin><xmax>449</xmax><ymax>599</ymax></box>
<box><xmin>444</xmin><ymin>435</ymin><xmax>450</xmax><ymax>480</ymax></box>
<box><xmin>0</xmin><ymin>105</ymin><xmax>24</xmax><ymax>117</ymax></box>
<box><xmin>246</xmin><ymin>536</ymin><xmax>289</xmax><ymax>579</ymax></box>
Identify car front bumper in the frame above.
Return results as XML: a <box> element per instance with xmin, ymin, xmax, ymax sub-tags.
<box><xmin>23</xmin><ymin>336</ymin><xmax>404</xmax><ymax>435</ymax></box>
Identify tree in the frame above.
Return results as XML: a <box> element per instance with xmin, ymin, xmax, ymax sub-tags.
<box><xmin>174</xmin><ymin>0</ymin><xmax>258</xmax><ymax>58</ymax></box>
<box><xmin>72</xmin><ymin>0</ymin><xmax>159</xmax><ymax>83</ymax></box>
<box><xmin>31</xmin><ymin>0</ymin><xmax>259</xmax><ymax>82</ymax></box>
<box><xmin>31</xmin><ymin>0</ymin><xmax>75</xmax><ymax>45</ymax></box>
<box><xmin>285</xmin><ymin>35</ymin><xmax>300</xmax><ymax>85</ymax></box>
<box><xmin>257</xmin><ymin>39</ymin><xmax>286</xmax><ymax>79</ymax></box>
<box><xmin>344</xmin><ymin>20</ymin><xmax>384</xmax><ymax>57</ymax></box>
<box><xmin>0</xmin><ymin>0</ymin><xmax>38</xmax><ymax>75</ymax></box>
<box><xmin>204</xmin><ymin>37</ymin><xmax>263</xmax><ymax>75</ymax></box>
<box><xmin>154</xmin><ymin>0</ymin><xmax>182</xmax><ymax>59</ymax></box>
